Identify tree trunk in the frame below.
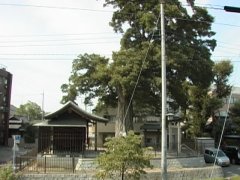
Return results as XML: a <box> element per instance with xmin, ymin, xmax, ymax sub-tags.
<box><xmin>115</xmin><ymin>87</ymin><xmax>133</xmax><ymax>137</ymax></box>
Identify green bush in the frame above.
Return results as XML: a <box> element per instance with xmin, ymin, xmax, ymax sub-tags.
<box><xmin>0</xmin><ymin>165</ymin><xmax>19</xmax><ymax>180</ymax></box>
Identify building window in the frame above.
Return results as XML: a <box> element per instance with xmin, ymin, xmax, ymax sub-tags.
<box><xmin>146</xmin><ymin>138</ymin><xmax>152</xmax><ymax>144</ymax></box>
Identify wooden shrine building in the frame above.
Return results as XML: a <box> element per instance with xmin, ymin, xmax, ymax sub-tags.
<box><xmin>34</xmin><ymin>101</ymin><xmax>108</xmax><ymax>155</ymax></box>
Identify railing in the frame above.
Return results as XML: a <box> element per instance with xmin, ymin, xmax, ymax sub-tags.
<box><xmin>181</xmin><ymin>143</ymin><xmax>198</xmax><ymax>156</ymax></box>
<box><xmin>16</xmin><ymin>155</ymin><xmax>97</xmax><ymax>175</ymax></box>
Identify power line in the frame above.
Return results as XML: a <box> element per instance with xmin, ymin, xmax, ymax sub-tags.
<box><xmin>0</xmin><ymin>3</ymin><xmax>114</xmax><ymax>12</ymax></box>
<box><xmin>0</xmin><ymin>32</ymin><xmax>239</xmax><ymax>50</ymax></box>
<box><xmin>0</xmin><ymin>32</ymin><xmax>120</xmax><ymax>38</ymax></box>
<box><xmin>170</xmin><ymin>16</ymin><xmax>240</xmax><ymax>28</ymax></box>
<box><xmin>0</xmin><ymin>2</ymin><xmax>226</xmax><ymax>12</ymax></box>
<box><xmin>0</xmin><ymin>41</ymin><xmax>119</xmax><ymax>47</ymax></box>
<box><xmin>1</xmin><ymin>57</ymin><xmax>240</xmax><ymax>62</ymax></box>
<box><xmin>182</xmin><ymin>3</ymin><xmax>224</xmax><ymax>10</ymax></box>
<box><xmin>217</xmin><ymin>41</ymin><xmax>240</xmax><ymax>47</ymax></box>
<box><xmin>0</xmin><ymin>18</ymin><xmax>236</xmax><ymax>40</ymax></box>
<box><xmin>194</xmin><ymin>3</ymin><xmax>223</xmax><ymax>8</ymax></box>
<box><xmin>212</xmin><ymin>55</ymin><xmax>239</xmax><ymax>58</ymax></box>
<box><xmin>0</xmin><ymin>58</ymin><xmax>74</xmax><ymax>61</ymax></box>
<box><xmin>0</xmin><ymin>2</ymin><xmax>239</xmax><ymax>28</ymax></box>
<box><xmin>217</xmin><ymin>45</ymin><xmax>240</xmax><ymax>51</ymax></box>
<box><xmin>0</xmin><ymin>53</ymin><xmax>79</xmax><ymax>56</ymax></box>
<box><xmin>0</xmin><ymin>53</ymin><xmax>238</xmax><ymax>59</ymax></box>
<box><xmin>0</xmin><ymin>36</ymin><xmax>120</xmax><ymax>43</ymax></box>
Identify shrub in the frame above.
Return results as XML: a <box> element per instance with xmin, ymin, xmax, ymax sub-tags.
<box><xmin>0</xmin><ymin>165</ymin><xmax>19</xmax><ymax>180</ymax></box>
<box><xmin>96</xmin><ymin>131</ymin><xmax>153</xmax><ymax>180</ymax></box>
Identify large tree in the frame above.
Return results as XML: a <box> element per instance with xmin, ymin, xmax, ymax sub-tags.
<box><xmin>212</xmin><ymin>60</ymin><xmax>233</xmax><ymax>98</ymax></box>
<box><xmin>104</xmin><ymin>0</ymin><xmax>216</xmax><ymax>125</ymax></box>
<box><xmin>186</xmin><ymin>60</ymin><xmax>233</xmax><ymax>137</ymax></box>
<box><xmin>62</xmin><ymin>1</ymin><xmax>217</xmax><ymax>136</ymax></box>
<box><xmin>210</xmin><ymin>60</ymin><xmax>233</xmax><ymax>141</ymax></box>
<box><xmin>62</xmin><ymin>48</ymin><xmax>160</xmax><ymax>136</ymax></box>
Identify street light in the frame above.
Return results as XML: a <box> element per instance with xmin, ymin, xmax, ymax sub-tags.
<box><xmin>224</xmin><ymin>6</ymin><xmax>240</xmax><ymax>13</ymax></box>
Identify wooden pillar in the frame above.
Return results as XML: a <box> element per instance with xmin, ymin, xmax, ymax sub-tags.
<box><xmin>157</xmin><ymin>129</ymin><xmax>160</xmax><ymax>149</ymax></box>
<box><xmin>168</xmin><ymin>123</ymin><xmax>172</xmax><ymax>151</ymax></box>
<box><xmin>86</xmin><ymin>123</ymin><xmax>89</xmax><ymax>149</ymax></box>
<box><xmin>38</xmin><ymin>127</ymin><xmax>41</xmax><ymax>153</ymax></box>
<box><xmin>144</xmin><ymin>130</ymin><xmax>147</xmax><ymax>146</ymax></box>
<box><xmin>95</xmin><ymin>122</ymin><xmax>97</xmax><ymax>151</ymax></box>
<box><xmin>50</xmin><ymin>127</ymin><xmax>53</xmax><ymax>154</ymax></box>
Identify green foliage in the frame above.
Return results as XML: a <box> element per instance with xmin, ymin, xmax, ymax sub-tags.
<box><xmin>15</xmin><ymin>101</ymin><xmax>42</xmax><ymax>121</ymax></box>
<box><xmin>213</xmin><ymin>60</ymin><xmax>233</xmax><ymax>98</ymax></box>
<box><xmin>0</xmin><ymin>165</ymin><xmax>19</xmax><ymax>180</ymax></box>
<box><xmin>62</xmin><ymin>1</ymin><xmax>224</xmax><ymax>136</ymax></box>
<box><xmin>231</xmin><ymin>176</ymin><xmax>240</xmax><ymax>180</ymax></box>
<box><xmin>96</xmin><ymin>131</ymin><xmax>153</xmax><ymax>180</ymax></box>
<box><xmin>202</xmin><ymin>96</ymin><xmax>223</xmax><ymax>119</ymax></box>
<box><xmin>185</xmin><ymin>86</ymin><xmax>208</xmax><ymax>137</ymax></box>
<box><xmin>61</xmin><ymin>53</ymin><xmax>111</xmax><ymax>105</ymax></box>
<box><xmin>185</xmin><ymin>60</ymin><xmax>233</xmax><ymax>137</ymax></box>
<box><xmin>104</xmin><ymin>0</ymin><xmax>216</xmax><ymax>108</ymax></box>
<box><xmin>230</xmin><ymin>100</ymin><xmax>240</xmax><ymax>133</ymax></box>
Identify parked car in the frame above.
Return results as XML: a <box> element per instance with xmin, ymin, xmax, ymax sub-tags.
<box><xmin>222</xmin><ymin>146</ymin><xmax>240</xmax><ymax>164</ymax></box>
<box><xmin>204</xmin><ymin>148</ymin><xmax>230</xmax><ymax>166</ymax></box>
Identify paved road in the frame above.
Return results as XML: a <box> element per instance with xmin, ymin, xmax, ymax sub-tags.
<box><xmin>0</xmin><ymin>145</ymin><xmax>30</xmax><ymax>164</ymax></box>
<box><xmin>222</xmin><ymin>164</ymin><xmax>240</xmax><ymax>178</ymax></box>
<box><xmin>0</xmin><ymin>146</ymin><xmax>13</xmax><ymax>163</ymax></box>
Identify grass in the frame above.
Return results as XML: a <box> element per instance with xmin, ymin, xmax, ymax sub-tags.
<box><xmin>230</xmin><ymin>176</ymin><xmax>240</xmax><ymax>180</ymax></box>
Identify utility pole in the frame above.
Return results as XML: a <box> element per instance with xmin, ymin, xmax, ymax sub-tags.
<box><xmin>160</xmin><ymin>1</ymin><xmax>167</xmax><ymax>180</ymax></box>
<box><xmin>41</xmin><ymin>91</ymin><xmax>44</xmax><ymax>120</ymax></box>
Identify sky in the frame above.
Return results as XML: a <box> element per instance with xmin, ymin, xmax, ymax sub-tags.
<box><xmin>0</xmin><ymin>0</ymin><xmax>240</xmax><ymax>113</ymax></box>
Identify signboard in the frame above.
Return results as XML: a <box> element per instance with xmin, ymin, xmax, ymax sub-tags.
<box><xmin>12</xmin><ymin>135</ymin><xmax>21</xmax><ymax>144</ymax></box>
<box><xmin>12</xmin><ymin>143</ymin><xmax>19</xmax><ymax>152</ymax></box>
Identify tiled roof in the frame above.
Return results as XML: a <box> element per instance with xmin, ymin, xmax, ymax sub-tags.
<box><xmin>44</xmin><ymin>101</ymin><xmax>108</xmax><ymax>123</ymax></box>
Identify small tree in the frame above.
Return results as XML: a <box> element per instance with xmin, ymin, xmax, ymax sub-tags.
<box><xmin>96</xmin><ymin>131</ymin><xmax>152</xmax><ymax>180</ymax></box>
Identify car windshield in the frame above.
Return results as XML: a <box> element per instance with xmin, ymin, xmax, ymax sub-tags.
<box><xmin>214</xmin><ymin>151</ymin><xmax>225</xmax><ymax>157</ymax></box>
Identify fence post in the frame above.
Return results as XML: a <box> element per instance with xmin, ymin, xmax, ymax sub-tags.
<box><xmin>19</xmin><ymin>157</ymin><xmax>22</xmax><ymax>171</ymax></box>
<box><xmin>72</xmin><ymin>156</ymin><xmax>75</xmax><ymax>173</ymax></box>
<box><xmin>83</xmin><ymin>143</ymin><xmax>85</xmax><ymax>158</ymax></box>
<box><xmin>44</xmin><ymin>156</ymin><xmax>46</xmax><ymax>173</ymax></box>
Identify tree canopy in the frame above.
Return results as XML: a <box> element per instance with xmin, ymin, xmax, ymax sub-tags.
<box><xmin>15</xmin><ymin>101</ymin><xmax>43</xmax><ymax>121</ymax></box>
<box><xmin>184</xmin><ymin>61</ymin><xmax>233</xmax><ymax>137</ymax></box>
<box><xmin>62</xmin><ymin>1</ymin><xmax>219</xmax><ymax>136</ymax></box>
<box><xmin>212</xmin><ymin>60</ymin><xmax>233</xmax><ymax>98</ymax></box>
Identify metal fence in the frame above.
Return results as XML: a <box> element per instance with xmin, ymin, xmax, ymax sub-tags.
<box><xmin>15</xmin><ymin>139</ymin><xmax>210</xmax><ymax>174</ymax></box>
<box><xmin>16</xmin><ymin>155</ymin><xmax>97</xmax><ymax>175</ymax></box>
